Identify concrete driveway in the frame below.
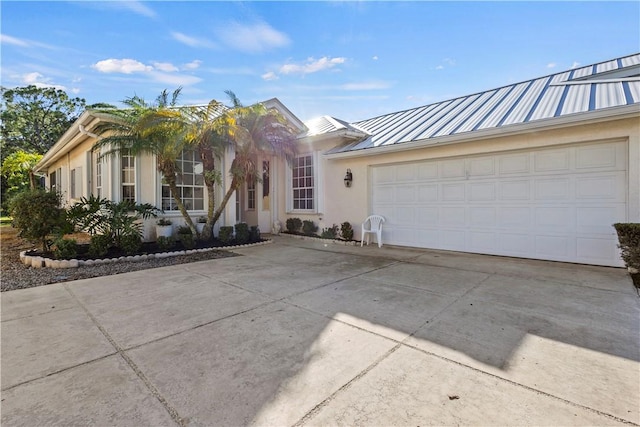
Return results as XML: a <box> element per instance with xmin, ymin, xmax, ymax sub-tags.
<box><xmin>2</xmin><ymin>236</ymin><xmax>639</xmax><ymax>426</ymax></box>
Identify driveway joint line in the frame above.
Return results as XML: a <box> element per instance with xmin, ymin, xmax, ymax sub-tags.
<box><xmin>63</xmin><ymin>283</ymin><xmax>186</xmax><ymax>427</ymax></box>
<box><xmin>1</xmin><ymin>305</ymin><xmax>77</xmax><ymax>323</ymax></box>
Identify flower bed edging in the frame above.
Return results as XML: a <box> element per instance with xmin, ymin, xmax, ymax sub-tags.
<box><xmin>276</xmin><ymin>232</ymin><xmax>358</xmax><ymax>246</ymax></box>
<box><xmin>19</xmin><ymin>239</ymin><xmax>273</xmax><ymax>269</ymax></box>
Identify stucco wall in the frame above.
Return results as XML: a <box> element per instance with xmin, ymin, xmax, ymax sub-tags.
<box><xmin>278</xmin><ymin>117</ymin><xmax>640</xmax><ymax>241</ymax></box>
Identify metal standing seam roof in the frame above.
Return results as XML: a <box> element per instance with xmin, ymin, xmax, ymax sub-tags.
<box><xmin>322</xmin><ymin>53</ymin><xmax>640</xmax><ymax>155</ymax></box>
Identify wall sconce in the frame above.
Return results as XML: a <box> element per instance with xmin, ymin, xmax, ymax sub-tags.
<box><xmin>344</xmin><ymin>168</ymin><xmax>353</xmax><ymax>188</ymax></box>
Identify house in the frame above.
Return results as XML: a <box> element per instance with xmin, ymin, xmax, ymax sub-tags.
<box><xmin>35</xmin><ymin>53</ymin><xmax>640</xmax><ymax>267</ymax></box>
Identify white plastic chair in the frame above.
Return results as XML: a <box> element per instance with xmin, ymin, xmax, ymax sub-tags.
<box><xmin>361</xmin><ymin>215</ymin><xmax>385</xmax><ymax>248</ymax></box>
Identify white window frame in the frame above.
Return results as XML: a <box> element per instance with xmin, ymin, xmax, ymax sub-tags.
<box><xmin>287</xmin><ymin>152</ymin><xmax>322</xmax><ymax>214</ymax></box>
<box><xmin>246</xmin><ymin>178</ymin><xmax>256</xmax><ymax>211</ymax></box>
<box><xmin>161</xmin><ymin>150</ymin><xmax>205</xmax><ymax>212</ymax></box>
<box><xmin>121</xmin><ymin>149</ymin><xmax>136</xmax><ymax>202</ymax></box>
<box><xmin>70</xmin><ymin>167</ymin><xmax>82</xmax><ymax>199</ymax></box>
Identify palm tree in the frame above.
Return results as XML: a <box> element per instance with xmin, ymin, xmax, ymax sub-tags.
<box><xmin>203</xmin><ymin>92</ymin><xmax>299</xmax><ymax>230</ymax></box>
<box><xmin>92</xmin><ymin>88</ymin><xmax>199</xmax><ymax>235</ymax></box>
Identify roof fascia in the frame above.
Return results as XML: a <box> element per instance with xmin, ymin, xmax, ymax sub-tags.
<box><xmin>262</xmin><ymin>98</ymin><xmax>308</xmax><ymax>133</ymax></box>
<box><xmin>324</xmin><ymin>105</ymin><xmax>640</xmax><ymax>159</ymax></box>
<box><xmin>34</xmin><ymin>110</ymin><xmax>98</xmax><ymax>172</ymax></box>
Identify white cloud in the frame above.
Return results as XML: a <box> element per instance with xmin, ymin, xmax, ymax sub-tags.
<box><xmin>149</xmin><ymin>71</ymin><xmax>202</xmax><ymax>86</ymax></box>
<box><xmin>261</xmin><ymin>71</ymin><xmax>278</xmax><ymax>81</ymax></box>
<box><xmin>171</xmin><ymin>31</ymin><xmax>216</xmax><ymax>49</ymax></box>
<box><xmin>1</xmin><ymin>34</ymin><xmax>29</xmax><ymax>47</ymax></box>
<box><xmin>153</xmin><ymin>62</ymin><xmax>179</xmax><ymax>72</ymax></box>
<box><xmin>372</xmin><ymin>55</ymin><xmax>378</xmax><ymax>61</ymax></box>
<box><xmin>20</xmin><ymin>72</ymin><xmax>66</xmax><ymax>90</ymax></box>
<box><xmin>571</xmin><ymin>61</ymin><xmax>581</xmax><ymax>69</ymax></box>
<box><xmin>443</xmin><ymin>58</ymin><xmax>456</xmax><ymax>66</ymax></box>
<box><xmin>279</xmin><ymin>57</ymin><xmax>346</xmax><ymax>75</ymax></box>
<box><xmin>435</xmin><ymin>65</ymin><xmax>444</xmax><ymax>70</ymax></box>
<box><xmin>92</xmin><ymin>58</ymin><xmax>153</xmax><ymax>74</ymax></box>
<box><xmin>182</xmin><ymin>60</ymin><xmax>202</xmax><ymax>70</ymax></box>
<box><xmin>216</xmin><ymin>21</ymin><xmax>290</xmax><ymax>53</ymax></box>
<box><xmin>547</xmin><ymin>62</ymin><xmax>557</xmax><ymax>68</ymax></box>
<box><xmin>121</xmin><ymin>1</ymin><xmax>157</xmax><ymax>18</ymax></box>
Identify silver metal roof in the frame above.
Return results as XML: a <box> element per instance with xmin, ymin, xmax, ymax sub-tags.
<box><xmin>323</xmin><ymin>53</ymin><xmax>640</xmax><ymax>155</ymax></box>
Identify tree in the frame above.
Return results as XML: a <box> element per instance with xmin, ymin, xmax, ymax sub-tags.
<box><xmin>92</xmin><ymin>88</ymin><xmax>199</xmax><ymax>235</ymax></box>
<box><xmin>188</xmin><ymin>92</ymin><xmax>299</xmax><ymax>234</ymax></box>
<box><xmin>1</xmin><ymin>150</ymin><xmax>43</xmax><ymax>202</ymax></box>
<box><xmin>0</xmin><ymin>85</ymin><xmax>86</xmax><ymax>157</ymax></box>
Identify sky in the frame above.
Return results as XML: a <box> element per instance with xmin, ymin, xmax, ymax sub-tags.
<box><xmin>1</xmin><ymin>1</ymin><xmax>639</xmax><ymax>123</ymax></box>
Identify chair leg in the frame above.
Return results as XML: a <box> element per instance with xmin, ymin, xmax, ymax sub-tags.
<box><xmin>377</xmin><ymin>231</ymin><xmax>382</xmax><ymax>248</ymax></box>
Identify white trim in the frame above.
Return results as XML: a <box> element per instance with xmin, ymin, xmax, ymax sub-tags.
<box><xmin>287</xmin><ymin>152</ymin><xmax>320</xmax><ymax>214</ymax></box>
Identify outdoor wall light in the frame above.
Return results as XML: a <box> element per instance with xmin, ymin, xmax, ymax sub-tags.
<box><xmin>344</xmin><ymin>169</ymin><xmax>353</xmax><ymax>187</ymax></box>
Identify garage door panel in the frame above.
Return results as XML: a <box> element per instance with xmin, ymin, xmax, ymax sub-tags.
<box><xmin>469</xmin><ymin>182</ymin><xmax>496</xmax><ymax>201</ymax></box>
<box><xmin>500</xmin><ymin>180</ymin><xmax>531</xmax><ymax>200</ymax></box>
<box><xmin>535</xmin><ymin>149</ymin><xmax>570</xmax><ymax>172</ymax></box>
<box><xmin>442</xmin><ymin>183</ymin><xmax>465</xmax><ymax>201</ymax></box>
<box><xmin>499</xmin><ymin>154</ymin><xmax>530</xmax><ymax>175</ymax></box>
<box><xmin>371</xmin><ymin>141</ymin><xmax>627</xmax><ymax>266</ymax></box>
<box><xmin>535</xmin><ymin>178</ymin><xmax>571</xmax><ymax>200</ymax></box>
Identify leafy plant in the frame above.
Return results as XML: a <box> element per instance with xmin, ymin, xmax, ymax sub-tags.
<box><xmin>613</xmin><ymin>223</ymin><xmax>640</xmax><ymax>270</ymax></box>
<box><xmin>9</xmin><ymin>188</ymin><xmax>69</xmax><ymax>251</ymax></box>
<box><xmin>321</xmin><ymin>224</ymin><xmax>339</xmax><ymax>239</ymax></box>
<box><xmin>341</xmin><ymin>222</ymin><xmax>354</xmax><ymax>241</ymax></box>
<box><xmin>219</xmin><ymin>226</ymin><xmax>234</xmax><ymax>244</ymax></box>
<box><xmin>156</xmin><ymin>236</ymin><xmax>175</xmax><ymax>251</ymax></box>
<box><xmin>89</xmin><ymin>234</ymin><xmax>112</xmax><ymax>257</ymax></box>
<box><xmin>67</xmin><ymin>195</ymin><xmax>158</xmax><ymax>250</ymax></box>
<box><xmin>52</xmin><ymin>237</ymin><xmax>78</xmax><ymax>259</ymax></box>
<box><xmin>176</xmin><ymin>225</ymin><xmax>192</xmax><ymax>235</ymax></box>
<box><xmin>286</xmin><ymin>217</ymin><xmax>302</xmax><ymax>233</ymax></box>
<box><xmin>157</xmin><ymin>218</ymin><xmax>172</xmax><ymax>226</ymax></box>
<box><xmin>197</xmin><ymin>216</ymin><xmax>207</xmax><ymax>223</ymax></box>
<box><xmin>235</xmin><ymin>222</ymin><xmax>249</xmax><ymax>244</ymax></box>
<box><xmin>250</xmin><ymin>225</ymin><xmax>260</xmax><ymax>242</ymax></box>
<box><xmin>180</xmin><ymin>233</ymin><xmax>196</xmax><ymax>249</ymax></box>
<box><xmin>120</xmin><ymin>233</ymin><xmax>142</xmax><ymax>255</ymax></box>
<box><xmin>302</xmin><ymin>220</ymin><xmax>318</xmax><ymax>236</ymax></box>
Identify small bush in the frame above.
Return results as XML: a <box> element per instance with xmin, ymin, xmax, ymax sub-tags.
<box><xmin>286</xmin><ymin>217</ymin><xmax>302</xmax><ymax>233</ymax></box>
<box><xmin>119</xmin><ymin>233</ymin><xmax>142</xmax><ymax>255</ymax></box>
<box><xmin>157</xmin><ymin>218</ymin><xmax>172</xmax><ymax>226</ymax></box>
<box><xmin>235</xmin><ymin>222</ymin><xmax>250</xmax><ymax>244</ymax></box>
<box><xmin>89</xmin><ymin>234</ymin><xmax>112</xmax><ymax>257</ymax></box>
<box><xmin>219</xmin><ymin>226</ymin><xmax>234</xmax><ymax>244</ymax></box>
<box><xmin>156</xmin><ymin>236</ymin><xmax>175</xmax><ymax>251</ymax></box>
<box><xmin>250</xmin><ymin>225</ymin><xmax>260</xmax><ymax>242</ymax></box>
<box><xmin>180</xmin><ymin>233</ymin><xmax>196</xmax><ymax>249</ymax></box>
<box><xmin>197</xmin><ymin>216</ymin><xmax>207</xmax><ymax>223</ymax></box>
<box><xmin>321</xmin><ymin>224</ymin><xmax>339</xmax><ymax>239</ymax></box>
<box><xmin>302</xmin><ymin>220</ymin><xmax>318</xmax><ymax>236</ymax></box>
<box><xmin>9</xmin><ymin>189</ymin><xmax>69</xmax><ymax>251</ymax></box>
<box><xmin>614</xmin><ymin>223</ymin><xmax>640</xmax><ymax>270</ymax></box>
<box><xmin>52</xmin><ymin>238</ymin><xmax>78</xmax><ymax>259</ymax></box>
<box><xmin>341</xmin><ymin>222</ymin><xmax>354</xmax><ymax>241</ymax></box>
<box><xmin>176</xmin><ymin>225</ymin><xmax>192</xmax><ymax>235</ymax></box>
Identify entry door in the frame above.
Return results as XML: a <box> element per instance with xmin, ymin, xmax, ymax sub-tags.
<box><xmin>258</xmin><ymin>158</ymin><xmax>272</xmax><ymax>232</ymax></box>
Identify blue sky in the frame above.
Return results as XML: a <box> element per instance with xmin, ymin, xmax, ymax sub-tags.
<box><xmin>2</xmin><ymin>1</ymin><xmax>639</xmax><ymax>122</ymax></box>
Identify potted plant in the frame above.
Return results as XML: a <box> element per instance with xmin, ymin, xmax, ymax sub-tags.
<box><xmin>156</xmin><ymin>218</ymin><xmax>173</xmax><ymax>239</ymax></box>
<box><xmin>196</xmin><ymin>216</ymin><xmax>207</xmax><ymax>234</ymax></box>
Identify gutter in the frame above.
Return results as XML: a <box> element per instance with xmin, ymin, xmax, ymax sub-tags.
<box><xmin>324</xmin><ymin>105</ymin><xmax>640</xmax><ymax>159</ymax></box>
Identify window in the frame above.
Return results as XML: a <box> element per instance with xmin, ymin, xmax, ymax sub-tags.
<box><xmin>95</xmin><ymin>152</ymin><xmax>102</xmax><ymax>198</ymax></box>
<box><xmin>162</xmin><ymin>150</ymin><xmax>204</xmax><ymax>211</ymax></box>
<box><xmin>50</xmin><ymin>170</ymin><xmax>57</xmax><ymax>191</ymax></box>
<box><xmin>70</xmin><ymin>168</ymin><xmax>76</xmax><ymax>198</ymax></box>
<box><xmin>247</xmin><ymin>178</ymin><xmax>256</xmax><ymax>210</ymax></box>
<box><xmin>121</xmin><ymin>150</ymin><xmax>135</xmax><ymax>202</ymax></box>
<box><xmin>292</xmin><ymin>155</ymin><xmax>314</xmax><ymax>210</ymax></box>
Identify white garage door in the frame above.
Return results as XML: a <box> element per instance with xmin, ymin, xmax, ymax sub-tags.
<box><xmin>371</xmin><ymin>141</ymin><xmax>627</xmax><ymax>267</ymax></box>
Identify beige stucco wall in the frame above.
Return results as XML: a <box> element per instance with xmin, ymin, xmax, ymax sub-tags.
<box><xmin>277</xmin><ymin>117</ymin><xmax>640</xmax><ymax>240</ymax></box>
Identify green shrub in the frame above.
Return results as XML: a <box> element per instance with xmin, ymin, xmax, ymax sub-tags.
<box><xmin>157</xmin><ymin>218</ymin><xmax>172</xmax><ymax>226</ymax></box>
<box><xmin>614</xmin><ymin>223</ymin><xmax>640</xmax><ymax>270</ymax></box>
<box><xmin>235</xmin><ymin>222</ymin><xmax>249</xmax><ymax>244</ymax></box>
<box><xmin>321</xmin><ymin>224</ymin><xmax>339</xmax><ymax>239</ymax></box>
<box><xmin>341</xmin><ymin>222</ymin><xmax>354</xmax><ymax>241</ymax></box>
<box><xmin>89</xmin><ymin>234</ymin><xmax>112</xmax><ymax>257</ymax></box>
<box><xmin>286</xmin><ymin>217</ymin><xmax>302</xmax><ymax>233</ymax></box>
<box><xmin>180</xmin><ymin>233</ymin><xmax>196</xmax><ymax>249</ymax></box>
<box><xmin>156</xmin><ymin>236</ymin><xmax>175</xmax><ymax>251</ymax></box>
<box><xmin>9</xmin><ymin>189</ymin><xmax>69</xmax><ymax>251</ymax></box>
<box><xmin>119</xmin><ymin>233</ymin><xmax>142</xmax><ymax>255</ymax></box>
<box><xmin>219</xmin><ymin>226</ymin><xmax>234</xmax><ymax>244</ymax></box>
<box><xmin>52</xmin><ymin>238</ymin><xmax>78</xmax><ymax>259</ymax></box>
<box><xmin>250</xmin><ymin>225</ymin><xmax>260</xmax><ymax>242</ymax></box>
<box><xmin>302</xmin><ymin>220</ymin><xmax>318</xmax><ymax>236</ymax></box>
<box><xmin>176</xmin><ymin>225</ymin><xmax>192</xmax><ymax>235</ymax></box>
